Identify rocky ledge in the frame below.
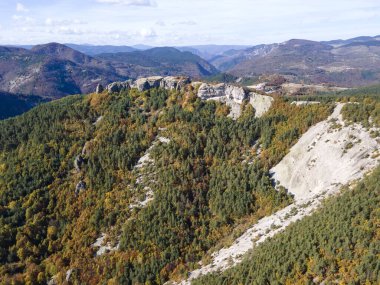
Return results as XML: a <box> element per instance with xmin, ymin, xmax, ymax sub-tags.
<box><xmin>98</xmin><ymin>77</ymin><xmax>274</xmax><ymax>118</ymax></box>
<box><xmin>97</xmin><ymin>76</ymin><xmax>191</xmax><ymax>94</ymax></box>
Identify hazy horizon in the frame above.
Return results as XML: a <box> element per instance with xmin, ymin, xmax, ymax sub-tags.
<box><xmin>3</xmin><ymin>32</ymin><xmax>380</xmax><ymax>48</ymax></box>
<box><xmin>1</xmin><ymin>0</ymin><xmax>379</xmax><ymax>46</ymax></box>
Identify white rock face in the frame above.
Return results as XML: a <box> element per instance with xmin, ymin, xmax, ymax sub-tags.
<box><xmin>291</xmin><ymin>101</ymin><xmax>320</xmax><ymax>106</ymax></box>
<box><xmin>197</xmin><ymin>83</ymin><xmax>226</xmax><ymax>99</ymax></box>
<box><xmin>176</xmin><ymin>103</ymin><xmax>380</xmax><ymax>284</ymax></box>
<box><xmin>197</xmin><ymin>83</ymin><xmax>248</xmax><ymax>104</ymax></box>
<box><xmin>92</xmin><ymin>233</ymin><xmax>119</xmax><ymax>256</ymax></box>
<box><xmin>197</xmin><ymin>83</ymin><xmax>251</xmax><ymax>119</ymax></box>
<box><xmin>271</xmin><ymin>103</ymin><xmax>379</xmax><ymax>201</ymax></box>
<box><xmin>106</xmin><ymin>81</ymin><xmax>131</xmax><ymax>93</ymax></box>
<box><xmin>160</xmin><ymin>76</ymin><xmax>191</xmax><ymax>90</ymax></box>
<box><xmin>225</xmin><ymin>85</ymin><xmax>246</xmax><ymax>103</ymax></box>
<box><xmin>249</xmin><ymin>93</ymin><xmax>274</xmax><ymax>117</ymax></box>
<box><xmin>134</xmin><ymin>76</ymin><xmax>163</xmax><ymax>91</ymax></box>
<box><xmin>107</xmin><ymin>76</ymin><xmax>191</xmax><ymax>93</ymax></box>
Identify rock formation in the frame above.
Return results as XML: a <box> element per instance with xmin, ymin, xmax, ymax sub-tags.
<box><xmin>249</xmin><ymin>93</ymin><xmax>274</xmax><ymax>117</ymax></box>
<box><xmin>75</xmin><ymin>180</ymin><xmax>86</xmax><ymax>196</ymax></box>
<box><xmin>74</xmin><ymin>155</ymin><xmax>84</xmax><ymax>172</ymax></box>
<box><xmin>134</xmin><ymin>76</ymin><xmax>163</xmax><ymax>91</ymax></box>
<box><xmin>104</xmin><ymin>76</ymin><xmax>191</xmax><ymax>93</ymax></box>
<box><xmin>106</xmin><ymin>81</ymin><xmax>131</xmax><ymax>93</ymax></box>
<box><xmin>103</xmin><ymin>78</ymin><xmax>273</xmax><ymax>119</ymax></box>
<box><xmin>197</xmin><ymin>83</ymin><xmax>249</xmax><ymax>103</ymax></box>
<box><xmin>160</xmin><ymin>76</ymin><xmax>191</xmax><ymax>90</ymax></box>
<box><xmin>95</xmin><ymin>84</ymin><xmax>104</xmax><ymax>94</ymax></box>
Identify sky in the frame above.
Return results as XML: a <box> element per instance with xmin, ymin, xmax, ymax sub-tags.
<box><xmin>0</xmin><ymin>0</ymin><xmax>379</xmax><ymax>46</ymax></box>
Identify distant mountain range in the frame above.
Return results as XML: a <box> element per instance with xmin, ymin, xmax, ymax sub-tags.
<box><xmin>209</xmin><ymin>35</ymin><xmax>380</xmax><ymax>87</ymax></box>
<box><xmin>96</xmin><ymin>47</ymin><xmax>217</xmax><ymax>78</ymax></box>
<box><xmin>1</xmin><ymin>34</ymin><xmax>380</xmax><ymax>112</ymax></box>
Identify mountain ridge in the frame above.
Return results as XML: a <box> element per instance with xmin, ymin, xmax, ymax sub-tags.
<box><xmin>0</xmin><ymin>43</ymin><xmax>218</xmax><ymax>100</ymax></box>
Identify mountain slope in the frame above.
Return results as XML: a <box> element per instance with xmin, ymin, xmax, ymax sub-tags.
<box><xmin>191</xmin><ymin>98</ymin><xmax>380</xmax><ymax>284</ymax></box>
<box><xmin>0</xmin><ymin>91</ymin><xmax>47</xmax><ymax>120</ymax></box>
<box><xmin>177</xmin><ymin>45</ymin><xmax>251</xmax><ymax>60</ymax></box>
<box><xmin>193</xmin><ymin>165</ymin><xmax>380</xmax><ymax>285</ymax></box>
<box><xmin>177</xmin><ymin>98</ymin><xmax>380</xmax><ymax>284</ymax></box>
<box><xmin>65</xmin><ymin>44</ymin><xmax>138</xmax><ymax>56</ymax></box>
<box><xmin>97</xmin><ymin>47</ymin><xmax>219</xmax><ymax>78</ymax></box>
<box><xmin>214</xmin><ymin>36</ymin><xmax>380</xmax><ymax>87</ymax></box>
<box><xmin>0</xmin><ymin>85</ymin><xmax>335</xmax><ymax>284</ymax></box>
<box><xmin>0</xmin><ymin>43</ymin><xmax>124</xmax><ymax>99</ymax></box>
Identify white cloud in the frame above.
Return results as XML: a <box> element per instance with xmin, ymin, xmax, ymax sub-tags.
<box><xmin>16</xmin><ymin>3</ymin><xmax>29</xmax><ymax>12</ymax></box>
<box><xmin>96</xmin><ymin>0</ymin><xmax>157</xmax><ymax>6</ymax></box>
<box><xmin>175</xmin><ymin>20</ymin><xmax>197</xmax><ymax>26</ymax></box>
<box><xmin>156</xmin><ymin>20</ymin><xmax>166</xmax><ymax>26</ymax></box>
<box><xmin>45</xmin><ymin>18</ymin><xmax>86</xmax><ymax>26</ymax></box>
<box><xmin>47</xmin><ymin>26</ymin><xmax>86</xmax><ymax>35</ymax></box>
<box><xmin>12</xmin><ymin>15</ymin><xmax>35</xmax><ymax>24</ymax></box>
<box><xmin>21</xmin><ymin>27</ymin><xmax>32</xmax><ymax>32</ymax></box>
<box><xmin>138</xmin><ymin>28</ymin><xmax>157</xmax><ymax>38</ymax></box>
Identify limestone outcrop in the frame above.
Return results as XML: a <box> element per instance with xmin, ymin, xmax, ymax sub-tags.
<box><xmin>75</xmin><ymin>180</ymin><xmax>86</xmax><ymax>196</ymax></box>
<box><xmin>197</xmin><ymin>83</ymin><xmax>248</xmax><ymax>103</ymax></box>
<box><xmin>160</xmin><ymin>76</ymin><xmax>191</xmax><ymax>90</ymax></box>
<box><xmin>249</xmin><ymin>93</ymin><xmax>274</xmax><ymax>117</ymax></box>
<box><xmin>134</xmin><ymin>76</ymin><xmax>163</xmax><ymax>91</ymax></box>
<box><xmin>106</xmin><ymin>81</ymin><xmax>131</xmax><ymax>93</ymax></box>
<box><xmin>95</xmin><ymin>84</ymin><xmax>104</xmax><ymax>94</ymax></box>
<box><xmin>74</xmin><ymin>155</ymin><xmax>84</xmax><ymax>172</ymax></box>
<box><xmin>103</xmin><ymin>79</ymin><xmax>274</xmax><ymax>118</ymax></box>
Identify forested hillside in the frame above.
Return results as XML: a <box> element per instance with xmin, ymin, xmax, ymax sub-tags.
<box><xmin>0</xmin><ymin>85</ymin><xmax>331</xmax><ymax>284</ymax></box>
<box><xmin>0</xmin><ymin>92</ymin><xmax>46</xmax><ymax>120</ymax></box>
<box><xmin>193</xmin><ymin>165</ymin><xmax>380</xmax><ymax>285</ymax></box>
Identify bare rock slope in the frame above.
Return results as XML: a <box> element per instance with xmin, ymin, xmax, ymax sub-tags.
<box><xmin>271</xmin><ymin>103</ymin><xmax>379</xmax><ymax>201</ymax></box>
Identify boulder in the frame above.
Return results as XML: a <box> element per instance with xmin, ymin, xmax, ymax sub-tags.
<box><xmin>147</xmin><ymin>76</ymin><xmax>164</xmax><ymax>88</ymax></box>
<box><xmin>66</xmin><ymin>269</ymin><xmax>73</xmax><ymax>282</ymax></box>
<box><xmin>197</xmin><ymin>83</ymin><xmax>226</xmax><ymax>99</ymax></box>
<box><xmin>161</xmin><ymin>76</ymin><xmax>191</xmax><ymax>90</ymax></box>
<box><xmin>74</xmin><ymin>155</ymin><xmax>84</xmax><ymax>172</ymax></box>
<box><xmin>135</xmin><ymin>76</ymin><xmax>163</xmax><ymax>91</ymax></box>
<box><xmin>81</xmin><ymin>141</ymin><xmax>93</xmax><ymax>156</ymax></box>
<box><xmin>197</xmin><ymin>83</ymin><xmax>248</xmax><ymax>103</ymax></box>
<box><xmin>249</xmin><ymin>93</ymin><xmax>274</xmax><ymax>118</ymax></box>
<box><xmin>106</xmin><ymin>81</ymin><xmax>131</xmax><ymax>93</ymax></box>
<box><xmin>225</xmin><ymin>85</ymin><xmax>248</xmax><ymax>104</ymax></box>
<box><xmin>177</xmin><ymin>77</ymin><xmax>191</xmax><ymax>90</ymax></box>
<box><xmin>47</xmin><ymin>278</ymin><xmax>57</xmax><ymax>285</ymax></box>
<box><xmin>95</xmin><ymin>84</ymin><xmax>104</xmax><ymax>94</ymax></box>
<box><xmin>75</xmin><ymin>180</ymin><xmax>86</xmax><ymax>196</ymax></box>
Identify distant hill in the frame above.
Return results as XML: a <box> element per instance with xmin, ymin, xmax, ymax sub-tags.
<box><xmin>177</xmin><ymin>45</ymin><xmax>251</xmax><ymax>60</ymax></box>
<box><xmin>214</xmin><ymin>35</ymin><xmax>380</xmax><ymax>87</ymax></box>
<box><xmin>97</xmin><ymin>47</ymin><xmax>219</xmax><ymax>78</ymax></box>
<box><xmin>0</xmin><ymin>44</ymin><xmax>218</xmax><ymax>99</ymax></box>
<box><xmin>0</xmin><ymin>43</ymin><xmax>124</xmax><ymax>99</ymax></box>
<box><xmin>65</xmin><ymin>44</ymin><xmax>138</xmax><ymax>56</ymax></box>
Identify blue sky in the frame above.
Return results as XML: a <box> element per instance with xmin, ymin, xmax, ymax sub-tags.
<box><xmin>0</xmin><ymin>0</ymin><xmax>379</xmax><ymax>46</ymax></box>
